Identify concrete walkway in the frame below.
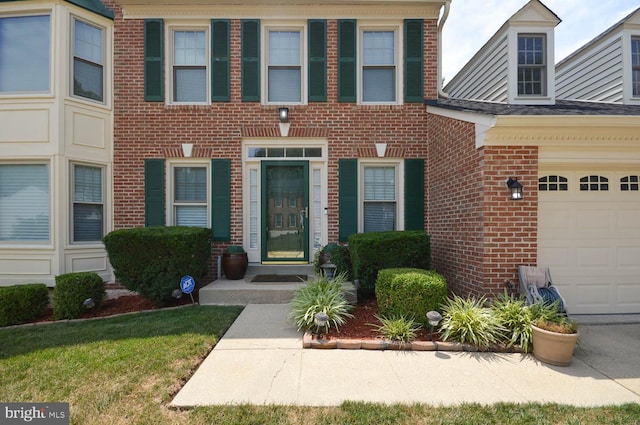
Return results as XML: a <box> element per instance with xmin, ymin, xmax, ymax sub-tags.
<box><xmin>171</xmin><ymin>304</ymin><xmax>640</xmax><ymax>407</ymax></box>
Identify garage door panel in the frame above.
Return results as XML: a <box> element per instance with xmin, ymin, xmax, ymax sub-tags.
<box><xmin>538</xmin><ymin>168</ymin><xmax>640</xmax><ymax>314</ymax></box>
<box><xmin>576</xmin><ymin>247</ymin><xmax>611</xmax><ymax>267</ymax></box>
<box><xmin>619</xmin><ymin>208</ymin><xmax>640</xmax><ymax>234</ymax></box>
<box><xmin>618</xmin><ymin>284</ymin><xmax>640</xmax><ymax>307</ymax></box>
<box><xmin>576</xmin><ymin>209</ymin><xmax>610</xmax><ymax>231</ymax></box>
<box><xmin>618</xmin><ymin>247</ymin><xmax>640</xmax><ymax>267</ymax></box>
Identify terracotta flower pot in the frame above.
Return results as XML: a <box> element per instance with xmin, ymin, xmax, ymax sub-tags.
<box><xmin>531</xmin><ymin>324</ymin><xmax>579</xmax><ymax>367</ymax></box>
<box><xmin>221</xmin><ymin>252</ymin><xmax>248</xmax><ymax>280</ymax></box>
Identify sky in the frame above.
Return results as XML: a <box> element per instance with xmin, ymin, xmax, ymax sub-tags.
<box><xmin>441</xmin><ymin>0</ymin><xmax>640</xmax><ymax>83</ymax></box>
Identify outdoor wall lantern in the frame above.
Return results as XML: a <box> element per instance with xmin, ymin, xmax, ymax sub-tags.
<box><xmin>426</xmin><ymin>311</ymin><xmax>442</xmax><ymax>341</ymax></box>
<box><xmin>278</xmin><ymin>107</ymin><xmax>290</xmax><ymax>137</ymax></box>
<box><xmin>506</xmin><ymin>177</ymin><xmax>523</xmax><ymax>200</ymax></box>
<box><xmin>279</xmin><ymin>107</ymin><xmax>289</xmax><ymax>123</ymax></box>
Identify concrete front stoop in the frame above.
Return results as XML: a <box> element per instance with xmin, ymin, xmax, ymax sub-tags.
<box><xmin>198</xmin><ymin>264</ymin><xmax>357</xmax><ymax>305</ymax></box>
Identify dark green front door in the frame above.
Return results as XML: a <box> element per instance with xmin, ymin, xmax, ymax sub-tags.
<box><xmin>261</xmin><ymin>161</ymin><xmax>309</xmax><ymax>262</ymax></box>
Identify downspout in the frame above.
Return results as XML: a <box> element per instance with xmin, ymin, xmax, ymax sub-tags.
<box><xmin>437</xmin><ymin>0</ymin><xmax>451</xmax><ymax>98</ymax></box>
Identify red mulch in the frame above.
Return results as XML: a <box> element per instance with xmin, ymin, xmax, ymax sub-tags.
<box><xmin>26</xmin><ymin>293</ymin><xmax>197</xmax><ymax>324</ymax></box>
<box><xmin>25</xmin><ymin>293</ymin><xmax>438</xmax><ymax>342</ymax></box>
<box><xmin>322</xmin><ymin>298</ymin><xmax>437</xmax><ymax>342</ymax></box>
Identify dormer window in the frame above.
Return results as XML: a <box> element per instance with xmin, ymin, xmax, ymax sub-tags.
<box><xmin>632</xmin><ymin>37</ymin><xmax>640</xmax><ymax>97</ymax></box>
<box><xmin>517</xmin><ymin>34</ymin><xmax>546</xmax><ymax>96</ymax></box>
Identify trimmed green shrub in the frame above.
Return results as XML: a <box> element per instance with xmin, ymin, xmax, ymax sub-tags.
<box><xmin>103</xmin><ymin>226</ymin><xmax>212</xmax><ymax>306</ymax></box>
<box><xmin>0</xmin><ymin>283</ymin><xmax>49</xmax><ymax>327</ymax></box>
<box><xmin>349</xmin><ymin>231</ymin><xmax>430</xmax><ymax>292</ymax></box>
<box><xmin>52</xmin><ymin>272</ymin><xmax>105</xmax><ymax>320</ymax></box>
<box><xmin>288</xmin><ymin>272</ymin><xmax>354</xmax><ymax>333</ymax></box>
<box><xmin>375</xmin><ymin>268</ymin><xmax>447</xmax><ymax>327</ymax></box>
<box><xmin>314</xmin><ymin>243</ymin><xmax>353</xmax><ymax>279</ymax></box>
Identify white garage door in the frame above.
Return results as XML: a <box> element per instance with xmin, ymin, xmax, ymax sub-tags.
<box><xmin>538</xmin><ymin>170</ymin><xmax>640</xmax><ymax>314</ymax></box>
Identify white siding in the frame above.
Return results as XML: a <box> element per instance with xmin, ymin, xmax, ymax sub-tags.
<box><xmin>556</xmin><ymin>35</ymin><xmax>624</xmax><ymax>103</ymax></box>
<box><xmin>446</xmin><ymin>34</ymin><xmax>509</xmax><ymax>102</ymax></box>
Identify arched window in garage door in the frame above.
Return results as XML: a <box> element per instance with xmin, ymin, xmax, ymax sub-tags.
<box><xmin>621</xmin><ymin>176</ymin><xmax>639</xmax><ymax>191</ymax></box>
<box><xmin>538</xmin><ymin>175</ymin><xmax>568</xmax><ymax>191</ymax></box>
<box><xmin>580</xmin><ymin>175</ymin><xmax>608</xmax><ymax>191</ymax></box>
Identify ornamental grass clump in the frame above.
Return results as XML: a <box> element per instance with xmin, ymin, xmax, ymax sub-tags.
<box><xmin>288</xmin><ymin>272</ymin><xmax>354</xmax><ymax>333</ymax></box>
<box><xmin>439</xmin><ymin>295</ymin><xmax>505</xmax><ymax>349</ymax></box>
<box><xmin>371</xmin><ymin>315</ymin><xmax>422</xmax><ymax>343</ymax></box>
<box><xmin>491</xmin><ymin>292</ymin><xmax>534</xmax><ymax>352</ymax></box>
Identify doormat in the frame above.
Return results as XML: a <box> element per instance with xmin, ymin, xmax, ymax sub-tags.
<box><xmin>251</xmin><ymin>274</ymin><xmax>308</xmax><ymax>283</ymax></box>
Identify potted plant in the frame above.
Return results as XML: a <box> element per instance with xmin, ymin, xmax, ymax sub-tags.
<box><xmin>221</xmin><ymin>245</ymin><xmax>248</xmax><ymax>280</ymax></box>
<box><xmin>531</xmin><ymin>312</ymin><xmax>579</xmax><ymax>367</ymax></box>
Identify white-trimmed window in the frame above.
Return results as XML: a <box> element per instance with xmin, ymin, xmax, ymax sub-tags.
<box><xmin>265</xmin><ymin>26</ymin><xmax>304</xmax><ymax>103</ymax></box>
<box><xmin>362</xmin><ymin>165</ymin><xmax>397</xmax><ymax>232</ymax></box>
<box><xmin>517</xmin><ymin>34</ymin><xmax>546</xmax><ymax>96</ymax></box>
<box><xmin>171</xmin><ymin>165</ymin><xmax>208</xmax><ymax>227</ymax></box>
<box><xmin>171</xmin><ymin>27</ymin><xmax>208</xmax><ymax>103</ymax></box>
<box><xmin>0</xmin><ymin>14</ymin><xmax>51</xmax><ymax>93</ymax></box>
<box><xmin>632</xmin><ymin>37</ymin><xmax>640</xmax><ymax>97</ymax></box>
<box><xmin>0</xmin><ymin>163</ymin><xmax>50</xmax><ymax>241</ymax></box>
<box><xmin>72</xmin><ymin>18</ymin><xmax>104</xmax><ymax>102</ymax></box>
<box><xmin>72</xmin><ymin>164</ymin><xmax>104</xmax><ymax>242</ymax></box>
<box><xmin>360</xmin><ymin>27</ymin><xmax>399</xmax><ymax>103</ymax></box>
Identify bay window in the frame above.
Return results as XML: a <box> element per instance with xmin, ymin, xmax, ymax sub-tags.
<box><xmin>73</xmin><ymin>18</ymin><xmax>104</xmax><ymax>102</ymax></box>
<box><xmin>0</xmin><ymin>164</ymin><xmax>50</xmax><ymax>241</ymax></box>
<box><xmin>0</xmin><ymin>14</ymin><xmax>50</xmax><ymax>93</ymax></box>
<box><xmin>72</xmin><ymin>164</ymin><xmax>104</xmax><ymax>242</ymax></box>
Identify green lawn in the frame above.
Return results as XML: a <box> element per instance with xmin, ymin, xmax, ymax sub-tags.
<box><xmin>1</xmin><ymin>306</ymin><xmax>638</xmax><ymax>425</ymax></box>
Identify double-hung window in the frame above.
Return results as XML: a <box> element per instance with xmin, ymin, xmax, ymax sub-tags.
<box><xmin>266</xmin><ymin>28</ymin><xmax>303</xmax><ymax>103</ymax></box>
<box><xmin>172</xmin><ymin>28</ymin><xmax>208</xmax><ymax>103</ymax></box>
<box><xmin>73</xmin><ymin>18</ymin><xmax>104</xmax><ymax>102</ymax></box>
<box><xmin>0</xmin><ymin>14</ymin><xmax>51</xmax><ymax>93</ymax></box>
<box><xmin>0</xmin><ymin>164</ymin><xmax>50</xmax><ymax>241</ymax></box>
<box><xmin>362</xmin><ymin>165</ymin><xmax>397</xmax><ymax>232</ymax></box>
<box><xmin>172</xmin><ymin>165</ymin><xmax>208</xmax><ymax>227</ymax></box>
<box><xmin>517</xmin><ymin>34</ymin><xmax>546</xmax><ymax>96</ymax></box>
<box><xmin>72</xmin><ymin>164</ymin><xmax>104</xmax><ymax>242</ymax></box>
<box><xmin>361</xmin><ymin>29</ymin><xmax>397</xmax><ymax>103</ymax></box>
<box><xmin>632</xmin><ymin>37</ymin><xmax>640</xmax><ymax>97</ymax></box>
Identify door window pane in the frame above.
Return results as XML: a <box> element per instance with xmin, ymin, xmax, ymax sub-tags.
<box><xmin>0</xmin><ymin>164</ymin><xmax>50</xmax><ymax>241</ymax></box>
<box><xmin>0</xmin><ymin>15</ymin><xmax>51</xmax><ymax>93</ymax></box>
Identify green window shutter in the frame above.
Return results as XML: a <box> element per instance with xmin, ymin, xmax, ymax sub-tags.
<box><xmin>308</xmin><ymin>19</ymin><xmax>327</xmax><ymax>102</ymax></box>
<box><xmin>339</xmin><ymin>159</ymin><xmax>358</xmax><ymax>241</ymax></box>
<box><xmin>211</xmin><ymin>19</ymin><xmax>230</xmax><ymax>102</ymax></box>
<box><xmin>338</xmin><ymin>19</ymin><xmax>356</xmax><ymax>103</ymax></box>
<box><xmin>404</xmin><ymin>159</ymin><xmax>424</xmax><ymax>230</ymax></box>
<box><xmin>144</xmin><ymin>159</ymin><xmax>165</xmax><ymax>226</ymax></box>
<box><xmin>211</xmin><ymin>159</ymin><xmax>231</xmax><ymax>241</ymax></box>
<box><xmin>404</xmin><ymin>19</ymin><xmax>424</xmax><ymax>103</ymax></box>
<box><xmin>241</xmin><ymin>19</ymin><xmax>260</xmax><ymax>102</ymax></box>
<box><xmin>144</xmin><ymin>19</ymin><xmax>163</xmax><ymax>101</ymax></box>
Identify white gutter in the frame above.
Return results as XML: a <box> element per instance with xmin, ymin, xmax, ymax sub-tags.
<box><xmin>437</xmin><ymin>0</ymin><xmax>451</xmax><ymax>98</ymax></box>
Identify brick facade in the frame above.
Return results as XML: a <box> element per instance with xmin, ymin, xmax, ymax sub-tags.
<box><xmin>427</xmin><ymin>113</ymin><xmax>538</xmax><ymax>298</ymax></box>
<box><xmin>106</xmin><ymin>1</ymin><xmax>437</xmax><ymax>278</ymax></box>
